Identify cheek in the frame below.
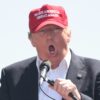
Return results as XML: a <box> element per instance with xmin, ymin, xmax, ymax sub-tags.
<box><xmin>35</xmin><ymin>40</ymin><xmax>47</xmax><ymax>51</ymax></box>
<box><xmin>30</xmin><ymin>36</ymin><xmax>44</xmax><ymax>47</ymax></box>
<box><xmin>57</xmin><ymin>39</ymin><xmax>67</xmax><ymax>48</ymax></box>
<box><xmin>56</xmin><ymin>35</ymin><xmax>68</xmax><ymax>46</ymax></box>
<box><xmin>36</xmin><ymin>42</ymin><xmax>48</xmax><ymax>58</ymax></box>
<box><xmin>62</xmin><ymin>33</ymin><xmax>70</xmax><ymax>44</ymax></box>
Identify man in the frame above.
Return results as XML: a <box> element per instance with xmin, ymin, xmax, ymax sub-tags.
<box><xmin>0</xmin><ymin>4</ymin><xmax>100</xmax><ymax>100</ymax></box>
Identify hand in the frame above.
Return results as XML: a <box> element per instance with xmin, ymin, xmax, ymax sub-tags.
<box><xmin>49</xmin><ymin>78</ymin><xmax>81</xmax><ymax>100</ymax></box>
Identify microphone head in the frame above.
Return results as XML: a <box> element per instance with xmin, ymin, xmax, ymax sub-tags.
<box><xmin>39</xmin><ymin>60</ymin><xmax>51</xmax><ymax>85</ymax></box>
<box><xmin>39</xmin><ymin>60</ymin><xmax>51</xmax><ymax>72</ymax></box>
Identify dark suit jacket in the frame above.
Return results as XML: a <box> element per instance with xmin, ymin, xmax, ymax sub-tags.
<box><xmin>0</xmin><ymin>51</ymin><xmax>100</xmax><ymax>100</ymax></box>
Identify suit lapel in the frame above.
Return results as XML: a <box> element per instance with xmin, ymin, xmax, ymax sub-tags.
<box><xmin>24</xmin><ymin>58</ymin><xmax>38</xmax><ymax>100</ymax></box>
<box><xmin>31</xmin><ymin>59</ymin><xmax>39</xmax><ymax>100</ymax></box>
<box><xmin>62</xmin><ymin>51</ymin><xmax>87</xmax><ymax>100</ymax></box>
<box><xmin>66</xmin><ymin>51</ymin><xmax>87</xmax><ymax>91</ymax></box>
<box><xmin>14</xmin><ymin>58</ymin><xmax>39</xmax><ymax>100</ymax></box>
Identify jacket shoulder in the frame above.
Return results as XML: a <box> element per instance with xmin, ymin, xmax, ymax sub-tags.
<box><xmin>77</xmin><ymin>55</ymin><xmax>100</xmax><ymax>74</ymax></box>
<box><xmin>3</xmin><ymin>57</ymin><xmax>37</xmax><ymax>71</ymax></box>
<box><xmin>71</xmin><ymin>50</ymin><xmax>100</xmax><ymax>73</ymax></box>
<box><xmin>85</xmin><ymin>57</ymin><xmax>100</xmax><ymax>71</ymax></box>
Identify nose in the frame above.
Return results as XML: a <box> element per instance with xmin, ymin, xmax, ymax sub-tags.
<box><xmin>46</xmin><ymin>32</ymin><xmax>54</xmax><ymax>40</ymax></box>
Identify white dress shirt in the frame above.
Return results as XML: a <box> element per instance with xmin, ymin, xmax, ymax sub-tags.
<box><xmin>36</xmin><ymin>50</ymin><xmax>71</xmax><ymax>100</ymax></box>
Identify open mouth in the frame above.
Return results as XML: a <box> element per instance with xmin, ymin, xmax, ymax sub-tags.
<box><xmin>48</xmin><ymin>45</ymin><xmax>56</xmax><ymax>55</ymax></box>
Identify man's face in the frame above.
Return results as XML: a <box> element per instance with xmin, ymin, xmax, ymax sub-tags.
<box><xmin>29</xmin><ymin>24</ymin><xmax>71</xmax><ymax>66</ymax></box>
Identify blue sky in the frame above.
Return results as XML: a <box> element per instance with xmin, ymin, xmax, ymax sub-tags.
<box><xmin>0</xmin><ymin>0</ymin><xmax>100</xmax><ymax>71</ymax></box>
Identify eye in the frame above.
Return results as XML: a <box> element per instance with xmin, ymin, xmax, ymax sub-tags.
<box><xmin>37</xmin><ymin>29</ymin><xmax>47</xmax><ymax>36</ymax></box>
<box><xmin>54</xmin><ymin>28</ymin><xmax>63</xmax><ymax>33</ymax></box>
<box><xmin>39</xmin><ymin>29</ymin><xmax>46</xmax><ymax>33</ymax></box>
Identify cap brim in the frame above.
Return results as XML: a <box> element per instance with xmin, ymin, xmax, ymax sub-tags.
<box><xmin>35</xmin><ymin>20</ymin><xmax>66</xmax><ymax>32</ymax></box>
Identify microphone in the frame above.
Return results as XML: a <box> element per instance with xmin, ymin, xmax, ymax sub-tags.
<box><xmin>47</xmin><ymin>80</ymin><xmax>78</xmax><ymax>100</ymax></box>
<box><xmin>39</xmin><ymin>60</ymin><xmax>78</xmax><ymax>100</ymax></box>
<box><xmin>39</xmin><ymin>60</ymin><xmax>51</xmax><ymax>85</ymax></box>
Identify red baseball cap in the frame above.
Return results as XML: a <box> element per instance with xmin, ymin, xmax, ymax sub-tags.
<box><xmin>29</xmin><ymin>4</ymin><xmax>68</xmax><ymax>33</ymax></box>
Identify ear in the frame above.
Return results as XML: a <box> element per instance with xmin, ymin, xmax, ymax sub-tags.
<box><xmin>68</xmin><ymin>30</ymin><xmax>71</xmax><ymax>42</ymax></box>
<box><xmin>67</xmin><ymin>28</ymin><xmax>71</xmax><ymax>43</ymax></box>
<box><xmin>28</xmin><ymin>33</ymin><xmax>36</xmax><ymax>47</ymax></box>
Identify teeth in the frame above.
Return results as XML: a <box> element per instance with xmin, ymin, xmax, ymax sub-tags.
<box><xmin>49</xmin><ymin>45</ymin><xmax>55</xmax><ymax>52</ymax></box>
